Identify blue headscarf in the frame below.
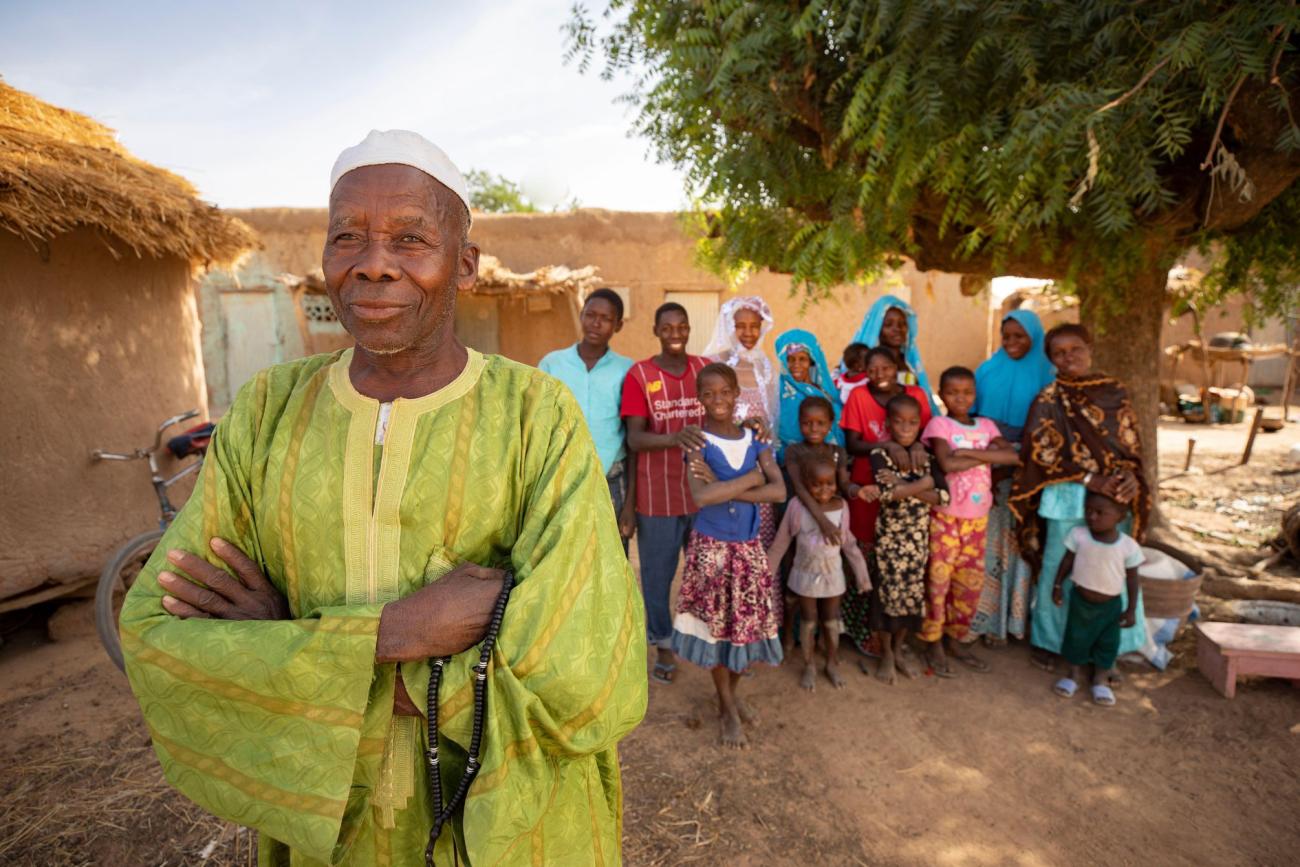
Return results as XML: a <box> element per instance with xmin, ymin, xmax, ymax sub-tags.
<box><xmin>775</xmin><ymin>329</ymin><xmax>843</xmax><ymax>459</ymax></box>
<box><xmin>851</xmin><ymin>294</ymin><xmax>938</xmax><ymax>413</ymax></box>
<box><xmin>973</xmin><ymin>309</ymin><xmax>1056</xmax><ymax>440</ymax></box>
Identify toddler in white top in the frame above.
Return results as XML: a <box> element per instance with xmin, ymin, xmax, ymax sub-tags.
<box><xmin>1052</xmin><ymin>492</ymin><xmax>1144</xmax><ymax>707</ymax></box>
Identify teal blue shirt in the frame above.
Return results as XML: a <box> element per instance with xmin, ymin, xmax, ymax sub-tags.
<box><xmin>539</xmin><ymin>344</ymin><xmax>633</xmax><ymax>475</ymax></box>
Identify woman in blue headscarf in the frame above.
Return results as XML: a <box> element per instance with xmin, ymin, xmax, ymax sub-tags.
<box><xmin>851</xmin><ymin>295</ymin><xmax>938</xmax><ymax>413</ymax></box>
<box><xmin>969</xmin><ymin>309</ymin><xmax>1056</xmax><ymax>645</ymax></box>
<box><xmin>775</xmin><ymin>329</ymin><xmax>842</xmax><ymax>459</ymax></box>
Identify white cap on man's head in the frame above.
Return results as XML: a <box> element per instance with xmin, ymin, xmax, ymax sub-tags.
<box><xmin>329</xmin><ymin>129</ymin><xmax>471</xmax><ymax>217</ymax></box>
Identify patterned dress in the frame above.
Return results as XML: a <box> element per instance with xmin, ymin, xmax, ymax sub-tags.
<box><xmin>671</xmin><ymin>430</ymin><xmax>784</xmax><ymax>672</ymax></box>
<box><xmin>867</xmin><ymin>445</ymin><xmax>949</xmax><ymax>632</ymax></box>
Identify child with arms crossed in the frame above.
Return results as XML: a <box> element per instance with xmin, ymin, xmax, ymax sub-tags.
<box><xmin>921</xmin><ymin>367</ymin><xmax>1020</xmax><ymax>677</ymax></box>
<box><xmin>675</xmin><ymin>364</ymin><xmax>787</xmax><ymax>749</ymax></box>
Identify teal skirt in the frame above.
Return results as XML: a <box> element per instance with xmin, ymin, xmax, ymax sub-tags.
<box><xmin>1029</xmin><ymin>517</ymin><xmax>1147</xmax><ymax>656</ymax></box>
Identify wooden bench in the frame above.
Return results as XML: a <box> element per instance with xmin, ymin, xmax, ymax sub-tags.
<box><xmin>1196</xmin><ymin>622</ymin><xmax>1300</xmax><ymax>698</ymax></box>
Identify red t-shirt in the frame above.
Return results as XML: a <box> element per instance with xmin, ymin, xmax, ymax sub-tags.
<box><xmin>621</xmin><ymin>356</ymin><xmax>709</xmax><ymax>517</ymax></box>
<box><xmin>839</xmin><ymin>384</ymin><xmax>933</xmax><ymax>545</ymax></box>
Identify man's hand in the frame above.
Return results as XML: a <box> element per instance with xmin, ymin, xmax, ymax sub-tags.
<box><xmin>618</xmin><ymin>501</ymin><xmax>637</xmax><ymax>539</ymax></box>
<box><xmin>158</xmin><ymin>538</ymin><xmax>289</xmax><ymax>621</ymax></box>
<box><xmin>376</xmin><ymin>564</ymin><xmax>507</xmax><ymax>663</ymax></box>
<box><xmin>1052</xmin><ymin>583</ymin><xmax>1065</xmax><ymax>607</ymax></box>
<box><xmin>673</xmin><ymin>425</ymin><xmax>707</xmax><ymax>451</ymax></box>
<box><xmin>1118</xmin><ymin>608</ymin><xmax>1136</xmax><ymax>628</ymax></box>
<box><xmin>740</xmin><ymin>416</ymin><xmax>772</xmax><ymax>444</ymax></box>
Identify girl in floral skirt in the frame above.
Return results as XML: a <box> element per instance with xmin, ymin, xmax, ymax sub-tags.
<box><xmin>675</xmin><ymin>363</ymin><xmax>788</xmax><ymax>749</ymax></box>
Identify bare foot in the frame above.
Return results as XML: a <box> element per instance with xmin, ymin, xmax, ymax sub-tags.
<box><xmin>800</xmin><ymin>663</ymin><xmax>817</xmax><ymax>691</ymax></box>
<box><xmin>735</xmin><ymin>698</ymin><xmax>760</xmax><ymax>727</ymax></box>
<box><xmin>781</xmin><ymin>636</ymin><xmax>794</xmax><ymax>662</ymax></box>
<box><xmin>858</xmin><ymin>655</ymin><xmax>874</xmax><ymax>676</ymax></box>
<box><xmin>896</xmin><ymin>647</ymin><xmax>922</xmax><ymax>679</ymax></box>
<box><xmin>875</xmin><ymin>652</ymin><xmax>897</xmax><ymax>685</ymax></box>
<box><xmin>719</xmin><ymin>711</ymin><xmax>748</xmax><ymax>749</ymax></box>
<box><xmin>825</xmin><ymin>661</ymin><xmax>846</xmax><ymax>689</ymax></box>
<box><xmin>1101</xmin><ymin>667</ymin><xmax>1124</xmax><ymax>687</ymax></box>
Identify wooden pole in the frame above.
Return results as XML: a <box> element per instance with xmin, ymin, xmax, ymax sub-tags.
<box><xmin>1240</xmin><ymin>407</ymin><xmax>1265</xmax><ymax>466</ymax></box>
<box><xmin>1183</xmin><ymin>437</ymin><xmax>1197</xmax><ymax>471</ymax></box>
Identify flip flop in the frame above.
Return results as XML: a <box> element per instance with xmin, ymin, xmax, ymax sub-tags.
<box><xmin>1091</xmin><ymin>684</ymin><xmax>1116</xmax><ymax>707</ymax></box>
<box><xmin>1053</xmin><ymin>677</ymin><xmax>1078</xmax><ymax>698</ymax></box>
<box><xmin>651</xmin><ymin>662</ymin><xmax>676</xmax><ymax>685</ymax></box>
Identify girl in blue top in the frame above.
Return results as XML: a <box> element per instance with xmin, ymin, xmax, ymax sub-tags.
<box><xmin>775</xmin><ymin>329</ymin><xmax>843</xmax><ymax>460</ymax></box>
<box><xmin>675</xmin><ymin>363</ymin><xmax>787</xmax><ymax>750</ymax></box>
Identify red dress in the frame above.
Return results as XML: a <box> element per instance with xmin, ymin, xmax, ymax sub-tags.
<box><xmin>840</xmin><ymin>385</ymin><xmax>933</xmax><ymax>546</ymax></box>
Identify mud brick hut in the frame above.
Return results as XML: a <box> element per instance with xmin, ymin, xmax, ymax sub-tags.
<box><xmin>0</xmin><ymin>82</ymin><xmax>254</xmax><ymax>610</ymax></box>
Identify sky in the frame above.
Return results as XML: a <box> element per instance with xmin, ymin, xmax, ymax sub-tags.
<box><xmin>0</xmin><ymin>0</ymin><xmax>690</xmax><ymax>210</ymax></box>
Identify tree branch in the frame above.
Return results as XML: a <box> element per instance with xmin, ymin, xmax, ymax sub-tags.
<box><xmin>1200</xmin><ymin>73</ymin><xmax>1248</xmax><ymax>171</ymax></box>
<box><xmin>1094</xmin><ymin>57</ymin><xmax>1171</xmax><ymax>116</ymax></box>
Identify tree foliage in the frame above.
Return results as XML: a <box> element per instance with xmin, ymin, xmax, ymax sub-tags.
<box><xmin>465</xmin><ymin>169</ymin><xmax>537</xmax><ymax>213</ymax></box>
<box><xmin>566</xmin><ymin>1</ymin><xmax>1300</xmax><ymax>315</ymax></box>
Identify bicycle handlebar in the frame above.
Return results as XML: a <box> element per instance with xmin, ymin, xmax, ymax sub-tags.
<box><xmin>92</xmin><ymin>409</ymin><xmax>203</xmax><ymax>461</ymax></box>
<box><xmin>153</xmin><ymin>410</ymin><xmax>201</xmax><ymax>451</ymax></box>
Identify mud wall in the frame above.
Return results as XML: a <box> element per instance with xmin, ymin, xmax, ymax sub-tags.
<box><xmin>0</xmin><ymin>229</ymin><xmax>207</xmax><ymax>601</ymax></box>
<box><xmin>227</xmin><ymin>208</ymin><xmax>993</xmax><ymax>373</ymax></box>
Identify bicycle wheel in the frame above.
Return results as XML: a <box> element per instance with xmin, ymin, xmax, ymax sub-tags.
<box><xmin>96</xmin><ymin>528</ymin><xmax>165</xmax><ymax>672</ymax></box>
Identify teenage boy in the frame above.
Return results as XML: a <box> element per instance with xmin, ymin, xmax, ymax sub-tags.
<box><xmin>539</xmin><ymin>289</ymin><xmax>637</xmax><ymax>552</ymax></box>
<box><xmin>621</xmin><ymin>302</ymin><xmax>708</xmax><ymax>684</ymax></box>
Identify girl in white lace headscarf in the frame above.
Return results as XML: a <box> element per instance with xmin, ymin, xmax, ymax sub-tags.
<box><xmin>703</xmin><ymin>296</ymin><xmax>778</xmax><ymax>426</ymax></box>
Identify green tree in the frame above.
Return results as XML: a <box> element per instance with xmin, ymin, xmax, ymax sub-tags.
<box><xmin>465</xmin><ymin>169</ymin><xmax>537</xmax><ymax>213</ymax></box>
<box><xmin>567</xmin><ymin>0</ymin><xmax>1300</xmax><ymax>485</ymax></box>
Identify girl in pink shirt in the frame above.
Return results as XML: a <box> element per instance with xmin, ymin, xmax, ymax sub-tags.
<box><xmin>920</xmin><ymin>367</ymin><xmax>1020</xmax><ymax>677</ymax></box>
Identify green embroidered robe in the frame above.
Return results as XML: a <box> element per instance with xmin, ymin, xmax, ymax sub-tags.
<box><xmin>121</xmin><ymin>348</ymin><xmax>648</xmax><ymax>865</ymax></box>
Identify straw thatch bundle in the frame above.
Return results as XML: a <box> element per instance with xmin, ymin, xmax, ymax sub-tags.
<box><xmin>0</xmin><ymin>81</ymin><xmax>255</xmax><ymax>265</ymax></box>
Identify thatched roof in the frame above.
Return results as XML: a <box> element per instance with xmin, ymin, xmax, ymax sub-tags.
<box><xmin>474</xmin><ymin>254</ymin><xmax>601</xmax><ymax>297</ymax></box>
<box><xmin>0</xmin><ymin>81</ymin><xmax>255</xmax><ymax>264</ymax></box>
<box><xmin>285</xmin><ymin>253</ymin><xmax>602</xmax><ymax>298</ymax></box>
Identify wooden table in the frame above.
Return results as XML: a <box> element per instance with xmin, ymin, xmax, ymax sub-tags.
<box><xmin>1195</xmin><ymin>622</ymin><xmax>1300</xmax><ymax>699</ymax></box>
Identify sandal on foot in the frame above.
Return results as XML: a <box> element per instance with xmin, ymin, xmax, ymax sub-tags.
<box><xmin>1053</xmin><ymin>677</ymin><xmax>1078</xmax><ymax>698</ymax></box>
<box><xmin>1091</xmin><ymin>684</ymin><xmax>1116</xmax><ymax>707</ymax></box>
<box><xmin>651</xmin><ymin>662</ymin><xmax>676</xmax><ymax>685</ymax></box>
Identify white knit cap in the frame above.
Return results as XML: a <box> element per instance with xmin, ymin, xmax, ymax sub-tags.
<box><xmin>329</xmin><ymin>129</ymin><xmax>471</xmax><ymax>216</ymax></box>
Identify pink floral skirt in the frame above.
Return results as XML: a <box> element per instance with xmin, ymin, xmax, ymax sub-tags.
<box><xmin>671</xmin><ymin>532</ymin><xmax>784</xmax><ymax>672</ymax></box>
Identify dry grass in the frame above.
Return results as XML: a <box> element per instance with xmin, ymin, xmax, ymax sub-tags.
<box><xmin>0</xmin><ymin>81</ymin><xmax>256</xmax><ymax>266</ymax></box>
<box><xmin>0</xmin><ymin>730</ymin><xmax>252</xmax><ymax>867</ymax></box>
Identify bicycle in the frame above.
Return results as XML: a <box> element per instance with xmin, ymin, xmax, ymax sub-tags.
<box><xmin>93</xmin><ymin>410</ymin><xmax>212</xmax><ymax>671</ymax></box>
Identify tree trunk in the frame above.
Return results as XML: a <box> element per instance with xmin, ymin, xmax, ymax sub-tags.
<box><xmin>1077</xmin><ymin>256</ymin><xmax>1174</xmax><ymax>515</ymax></box>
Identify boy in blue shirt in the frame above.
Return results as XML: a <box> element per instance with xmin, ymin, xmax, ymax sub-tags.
<box><xmin>539</xmin><ymin>289</ymin><xmax>636</xmax><ymax>551</ymax></box>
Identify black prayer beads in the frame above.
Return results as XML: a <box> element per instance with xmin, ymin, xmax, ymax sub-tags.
<box><xmin>424</xmin><ymin>571</ymin><xmax>514</xmax><ymax>867</ymax></box>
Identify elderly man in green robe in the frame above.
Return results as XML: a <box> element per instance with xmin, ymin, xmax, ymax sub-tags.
<box><xmin>120</xmin><ymin>129</ymin><xmax>648</xmax><ymax>866</ymax></box>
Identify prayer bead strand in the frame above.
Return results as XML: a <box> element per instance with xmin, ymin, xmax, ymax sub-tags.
<box><xmin>424</xmin><ymin>572</ymin><xmax>515</xmax><ymax>867</ymax></box>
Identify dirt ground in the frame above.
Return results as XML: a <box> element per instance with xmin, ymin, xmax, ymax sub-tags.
<box><xmin>1</xmin><ymin>419</ymin><xmax>1297</xmax><ymax>866</ymax></box>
